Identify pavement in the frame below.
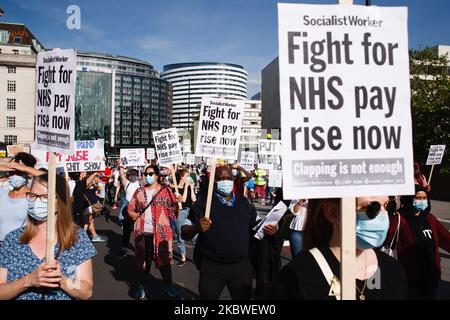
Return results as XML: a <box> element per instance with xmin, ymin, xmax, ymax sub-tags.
<box><xmin>89</xmin><ymin>199</ymin><xmax>450</xmax><ymax>300</ymax></box>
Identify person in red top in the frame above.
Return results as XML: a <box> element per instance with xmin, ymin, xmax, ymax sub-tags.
<box><xmin>231</xmin><ymin>163</ymin><xmax>252</xmax><ymax>197</ymax></box>
<box><xmin>414</xmin><ymin>162</ymin><xmax>430</xmax><ymax>192</ymax></box>
<box><xmin>384</xmin><ymin>185</ymin><xmax>450</xmax><ymax>299</ymax></box>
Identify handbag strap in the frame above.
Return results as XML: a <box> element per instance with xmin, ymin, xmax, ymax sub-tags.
<box><xmin>140</xmin><ymin>186</ymin><xmax>167</xmax><ymax>215</ymax></box>
<box><xmin>309</xmin><ymin>248</ymin><xmax>341</xmax><ymax>300</ymax></box>
<box><xmin>388</xmin><ymin>212</ymin><xmax>401</xmax><ymax>249</ymax></box>
<box><xmin>83</xmin><ymin>194</ymin><xmax>92</xmax><ymax>206</ymax></box>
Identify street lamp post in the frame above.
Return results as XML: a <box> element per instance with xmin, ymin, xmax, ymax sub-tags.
<box><xmin>188</xmin><ymin>78</ymin><xmax>191</xmax><ymax>130</ymax></box>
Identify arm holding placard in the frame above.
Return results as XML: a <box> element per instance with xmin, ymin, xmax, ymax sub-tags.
<box><xmin>0</xmin><ymin>162</ymin><xmax>45</xmax><ymax>177</ymax></box>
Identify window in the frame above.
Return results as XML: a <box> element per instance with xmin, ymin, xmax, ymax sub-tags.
<box><xmin>8</xmin><ymin>67</ymin><xmax>16</xmax><ymax>74</ymax></box>
<box><xmin>7</xmin><ymin>80</ymin><xmax>16</xmax><ymax>92</ymax></box>
<box><xmin>0</xmin><ymin>31</ymin><xmax>8</xmax><ymax>43</ymax></box>
<box><xmin>13</xmin><ymin>36</ymin><xmax>22</xmax><ymax>44</ymax></box>
<box><xmin>6</xmin><ymin>116</ymin><xmax>15</xmax><ymax>128</ymax></box>
<box><xmin>12</xmin><ymin>49</ymin><xmax>19</xmax><ymax>55</ymax></box>
<box><xmin>7</xmin><ymin>98</ymin><xmax>16</xmax><ymax>110</ymax></box>
<box><xmin>4</xmin><ymin>135</ymin><xmax>17</xmax><ymax>145</ymax></box>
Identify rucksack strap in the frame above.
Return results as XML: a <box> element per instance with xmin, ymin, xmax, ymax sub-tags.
<box><xmin>309</xmin><ymin>248</ymin><xmax>341</xmax><ymax>300</ymax></box>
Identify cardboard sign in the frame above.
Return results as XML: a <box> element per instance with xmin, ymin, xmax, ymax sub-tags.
<box><xmin>269</xmin><ymin>169</ymin><xmax>283</xmax><ymax>188</ymax></box>
<box><xmin>120</xmin><ymin>148</ymin><xmax>146</xmax><ymax>166</ymax></box>
<box><xmin>240</xmin><ymin>151</ymin><xmax>256</xmax><ymax>171</ymax></box>
<box><xmin>278</xmin><ymin>3</ymin><xmax>414</xmax><ymax>199</ymax></box>
<box><xmin>195</xmin><ymin>97</ymin><xmax>244</xmax><ymax>160</ymax></box>
<box><xmin>6</xmin><ymin>144</ymin><xmax>24</xmax><ymax>157</ymax></box>
<box><xmin>146</xmin><ymin>148</ymin><xmax>156</xmax><ymax>160</ymax></box>
<box><xmin>153</xmin><ymin>128</ymin><xmax>183</xmax><ymax>166</ymax></box>
<box><xmin>426</xmin><ymin>145</ymin><xmax>446</xmax><ymax>165</ymax></box>
<box><xmin>258</xmin><ymin>140</ymin><xmax>282</xmax><ymax>170</ymax></box>
<box><xmin>185</xmin><ymin>153</ymin><xmax>196</xmax><ymax>165</ymax></box>
<box><xmin>35</xmin><ymin>48</ymin><xmax>76</xmax><ymax>154</ymax></box>
<box><xmin>32</xmin><ymin>139</ymin><xmax>105</xmax><ymax>172</ymax></box>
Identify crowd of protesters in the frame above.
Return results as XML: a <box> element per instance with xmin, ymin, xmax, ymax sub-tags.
<box><xmin>0</xmin><ymin>152</ymin><xmax>449</xmax><ymax>300</ymax></box>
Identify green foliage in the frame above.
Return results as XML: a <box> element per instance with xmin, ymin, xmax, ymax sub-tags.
<box><xmin>410</xmin><ymin>47</ymin><xmax>450</xmax><ymax>175</ymax></box>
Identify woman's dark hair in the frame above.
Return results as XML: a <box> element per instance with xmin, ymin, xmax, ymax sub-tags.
<box><xmin>127</xmin><ymin>168</ymin><xmax>139</xmax><ymax>177</ymax></box>
<box><xmin>13</xmin><ymin>152</ymin><xmax>37</xmax><ymax>168</ymax></box>
<box><xmin>145</xmin><ymin>165</ymin><xmax>161</xmax><ymax>183</ymax></box>
<box><xmin>176</xmin><ymin>167</ymin><xmax>189</xmax><ymax>182</ymax></box>
<box><xmin>303</xmin><ymin>198</ymin><xmax>340</xmax><ymax>252</ymax></box>
<box><xmin>68</xmin><ymin>172</ymin><xmax>81</xmax><ymax>181</ymax></box>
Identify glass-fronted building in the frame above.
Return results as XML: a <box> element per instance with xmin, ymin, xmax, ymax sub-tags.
<box><xmin>76</xmin><ymin>51</ymin><xmax>172</xmax><ymax>150</ymax></box>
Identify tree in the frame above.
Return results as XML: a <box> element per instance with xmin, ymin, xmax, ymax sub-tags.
<box><xmin>410</xmin><ymin>47</ymin><xmax>450</xmax><ymax>174</ymax></box>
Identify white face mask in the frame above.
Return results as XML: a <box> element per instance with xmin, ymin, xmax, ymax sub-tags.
<box><xmin>27</xmin><ymin>198</ymin><xmax>48</xmax><ymax>221</ymax></box>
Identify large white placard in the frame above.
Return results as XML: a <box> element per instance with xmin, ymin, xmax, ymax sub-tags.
<box><xmin>426</xmin><ymin>145</ymin><xmax>446</xmax><ymax>165</ymax></box>
<box><xmin>120</xmin><ymin>148</ymin><xmax>146</xmax><ymax>166</ymax></box>
<box><xmin>278</xmin><ymin>4</ymin><xmax>414</xmax><ymax>199</ymax></box>
<box><xmin>269</xmin><ymin>170</ymin><xmax>283</xmax><ymax>188</ymax></box>
<box><xmin>195</xmin><ymin>97</ymin><xmax>244</xmax><ymax>159</ymax></box>
<box><xmin>35</xmin><ymin>49</ymin><xmax>76</xmax><ymax>154</ymax></box>
<box><xmin>32</xmin><ymin>139</ymin><xmax>105</xmax><ymax>172</ymax></box>
<box><xmin>185</xmin><ymin>153</ymin><xmax>196</xmax><ymax>165</ymax></box>
<box><xmin>152</xmin><ymin>128</ymin><xmax>183</xmax><ymax>166</ymax></box>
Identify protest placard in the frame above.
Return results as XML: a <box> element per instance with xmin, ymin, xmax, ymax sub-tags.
<box><xmin>426</xmin><ymin>144</ymin><xmax>446</xmax><ymax>185</ymax></box>
<box><xmin>32</xmin><ymin>140</ymin><xmax>106</xmax><ymax>172</ymax></box>
<box><xmin>152</xmin><ymin>128</ymin><xmax>183</xmax><ymax>166</ymax></box>
<box><xmin>426</xmin><ymin>145</ymin><xmax>446</xmax><ymax>165</ymax></box>
<box><xmin>195</xmin><ymin>97</ymin><xmax>244</xmax><ymax>160</ymax></box>
<box><xmin>240</xmin><ymin>151</ymin><xmax>256</xmax><ymax>171</ymax></box>
<box><xmin>185</xmin><ymin>153</ymin><xmax>196</xmax><ymax>165</ymax></box>
<box><xmin>146</xmin><ymin>148</ymin><xmax>156</xmax><ymax>160</ymax></box>
<box><xmin>254</xmin><ymin>201</ymin><xmax>287</xmax><ymax>240</ymax></box>
<box><xmin>258</xmin><ymin>139</ymin><xmax>282</xmax><ymax>170</ymax></box>
<box><xmin>278</xmin><ymin>3</ymin><xmax>413</xmax><ymax>199</ymax></box>
<box><xmin>269</xmin><ymin>170</ymin><xmax>283</xmax><ymax>188</ymax></box>
<box><xmin>120</xmin><ymin>148</ymin><xmax>146</xmax><ymax>167</ymax></box>
<box><xmin>35</xmin><ymin>48</ymin><xmax>76</xmax><ymax>154</ymax></box>
<box><xmin>6</xmin><ymin>144</ymin><xmax>24</xmax><ymax>157</ymax></box>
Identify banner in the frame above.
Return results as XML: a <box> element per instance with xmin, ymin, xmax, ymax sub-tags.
<box><xmin>240</xmin><ymin>151</ymin><xmax>256</xmax><ymax>171</ymax></box>
<box><xmin>120</xmin><ymin>148</ymin><xmax>146</xmax><ymax>166</ymax></box>
<box><xmin>35</xmin><ymin>48</ymin><xmax>76</xmax><ymax>154</ymax></box>
<box><xmin>426</xmin><ymin>145</ymin><xmax>446</xmax><ymax>165</ymax></box>
<box><xmin>32</xmin><ymin>139</ymin><xmax>105</xmax><ymax>172</ymax></box>
<box><xmin>153</xmin><ymin>128</ymin><xmax>183</xmax><ymax>166</ymax></box>
<box><xmin>195</xmin><ymin>97</ymin><xmax>244</xmax><ymax>159</ymax></box>
<box><xmin>278</xmin><ymin>4</ymin><xmax>414</xmax><ymax>199</ymax></box>
<box><xmin>258</xmin><ymin>139</ymin><xmax>282</xmax><ymax>170</ymax></box>
<box><xmin>6</xmin><ymin>144</ymin><xmax>24</xmax><ymax>157</ymax></box>
<box><xmin>146</xmin><ymin>148</ymin><xmax>156</xmax><ymax>160</ymax></box>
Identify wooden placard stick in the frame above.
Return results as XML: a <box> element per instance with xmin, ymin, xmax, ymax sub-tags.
<box><xmin>46</xmin><ymin>152</ymin><xmax>57</xmax><ymax>264</ymax></box>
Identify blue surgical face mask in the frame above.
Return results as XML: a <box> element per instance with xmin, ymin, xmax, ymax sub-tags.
<box><xmin>216</xmin><ymin>180</ymin><xmax>234</xmax><ymax>196</ymax></box>
<box><xmin>129</xmin><ymin>175</ymin><xmax>139</xmax><ymax>183</ymax></box>
<box><xmin>413</xmin><ymin>199</ymin><xmax>428</xmax><ymax>212</ymax></box>
<box><xmin>8</xmin><ymin>175</ymin><xmax>27</xmax><ymax>189</ymax></box>
<box><xmin>356</xmin><ymin>212</ymin><xmax>389</xmax><ymax>250</ymax></box>
<box><xmin>146</xmin><ymin>175</ymin><xmax>156</xmax><ymax>185</ymax></box>
<box><xmin>27</xmin><ymin>198</ymin><xmax>48</xmax><ymax>221</ymax></box>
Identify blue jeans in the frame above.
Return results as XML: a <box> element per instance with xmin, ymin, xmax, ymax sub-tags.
<box><xmin>289</xmin><ymin>230</ymin><xmax>303</xmax><ymax>258</ymax></box>
<box><xmin>118</xmin><ymin>193</ymin><xmax>128</xmax><ymax>222</ymax></box>
<box><xmin>175</xmin><ymin>208</ymin><xmax>197</xmax><ymax>256</ymax></box>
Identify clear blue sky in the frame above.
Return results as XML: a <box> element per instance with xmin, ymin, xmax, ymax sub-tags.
<box><xmin>1</xmin><ymin>0</ymin><xmax>449</xmax><ymax>96</ymax></box>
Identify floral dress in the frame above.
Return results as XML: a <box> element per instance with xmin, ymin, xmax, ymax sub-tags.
<box><xmin>0</xmin><ymin>228</ymin><xmax>97</xmax><ymax>300</ymax></box>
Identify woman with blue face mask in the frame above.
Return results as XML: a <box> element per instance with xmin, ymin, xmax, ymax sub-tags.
<box><xmin>0</xmin><ymin>162</ymin><xmax>44</xmax><ymax>244</ymax></box>
<box><xmin>384</xmin><ymin>186</ymin><xmax>450</xmax><ymax>300</ymax></box>
<box><xmin>269</xmin><ymin>196</ymin><xmax>408</xmax><ymax>300</ymax></box>
<box><xmin>0</xmin><ymin>173</ymin><xmax>96</xmax><ymax>300</ymax></box>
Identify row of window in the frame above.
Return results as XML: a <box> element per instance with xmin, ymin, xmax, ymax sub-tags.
<box><xmin>4</xmin><ymin>135</ymin><xmax>17</xmax><ymax>145</ymax></box>
<box><xmin>7</xmin><ymin>80</ymin><xmax>16</xmax><ymax>92</ymax></box>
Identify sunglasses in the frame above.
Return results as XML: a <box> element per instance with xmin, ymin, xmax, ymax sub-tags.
<box><xmin>360</xmin><ymin>201</ymin><xmax>389</xmax><ymax>219</ymax></box>
<box><xmin>144</xmin><ymin>172</ymin><xmax>156</xmax><ymax>177</ymax></box>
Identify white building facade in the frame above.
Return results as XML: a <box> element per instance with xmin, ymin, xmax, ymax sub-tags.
<box><xmin>161</xmin><ymin>62</ymin><xmax>248</xmax><ymax>130</ymax></box>
<box><xmin>0</xmin><ymin>23</ymin><xmax>44</xmax><ymax>149</ymax></box>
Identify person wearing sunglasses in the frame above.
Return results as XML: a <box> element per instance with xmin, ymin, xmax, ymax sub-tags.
<box><xmin>269</xmin><ymin>196</ymin><xmax>408</xmax><ymax>300</ymax></box>
<box><xmin>127</xmin><ymin>165</ymin><xmax>179</xmax><ymax>299</ymax></box>
<box><xmin>384</xmin><ymin>185</ymin><xmax>450</xmax><ymax>300</ymax></box>
<box><xmin>0</xmin><ymin>161</ymin><xmax>44</xmax><ymax>245</ymax></box>
<box><xmin>0</xmin><ymin>173</ymin><xmax>96</xmax><ymax>300</ymax></box>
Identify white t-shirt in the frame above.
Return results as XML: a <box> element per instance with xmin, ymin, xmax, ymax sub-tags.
<box><xmin>68</xmin><ymin>180</ymin><xmax>76</xmax><ymax>198</ymax></box>
<box><xmin>144</xmin><ymin>189</ymin><xmax>156</xmax><ymax>234</ymax></box>
<box><xmin>97</xmin><ymin>182</ymin><xmax>106</xmax><ymax>199</ymax></box>
<box><xmin>289</xmin><ymin>199</ymin><xmax>308</xmax><ymax>231</ymax></box>
<box><xmin>125</xmin><ymin>181</ymin><xmax>141</xmax><ymax>202</ymax></box>
<box><xmin>113</xmin><ymin>170</ymin><xmax>120</xmax><ymax>187</ymax></box>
